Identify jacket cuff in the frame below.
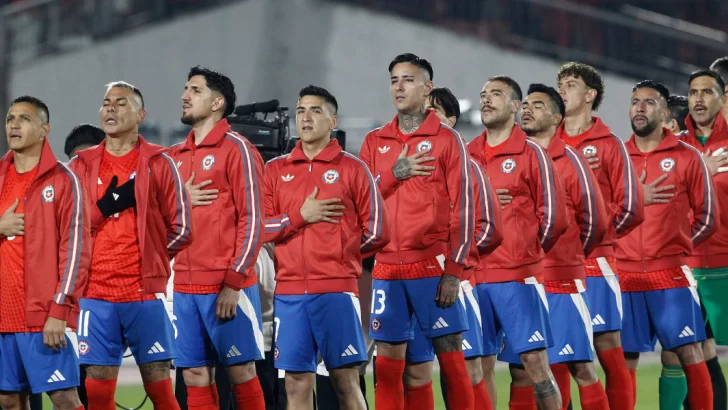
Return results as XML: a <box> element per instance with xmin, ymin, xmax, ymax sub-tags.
<box><xmin>379</xmin><ymin>169</ymin><xmax>400</xmax><ymax>198</ymax></box>
<box><xmin>443</xmin><ymin>259</ymin><xmax>467</xmax><ymax>280</ymax></box>
<box><xmin>224</xmin><ymin>269</ymin><xmax>247</xmax><ymax>290</ymax></box>
<box><xmin>48</xmin><ymin>303</ymin><xmax>71</xmax><ymax>322</ymax></box>
<box><xmin>288</xmin><ymin>209</ymin><xmax>308</xmax><ymax>230</ymax></box>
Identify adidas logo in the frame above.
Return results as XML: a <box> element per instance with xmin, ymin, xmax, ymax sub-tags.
<box><xmin>176</xmin><ymin>160</ymin><xmax>183</xmax><ymax>169</ymax></box>
<box><xmin>98</xmin><ymin>177</ymin><xmax>103</xmax><ymax>185</ymax></box>
<box><xmin>558</xmin><ymin>344</ymin><xmax>575</xmax><ymax>356</ymax></box>
<box><xmin>378</xmin><ymin>146</ymin><xmax>391</xmax><ymax>154</ymax></box>
<box><xmin>432</xmin><ymin>317</ymin><xmax>449</xmax><ymax>330</ymax></box>
<box><xmin>528</xmin><ymin>331</ymin><xmax>545</xmax><ymax>343</ymax></box>
<box><xmin>147</xmin><ymin>342</ymin><xmax>166</xmax><ymax>354</ymax></box>
<box><xmin>462</xmin><ymin>340</ymin><xmax>473</xmax><ymax>350</ymax></box>
<box><xmin>592</xmin><ymin>314</ymin><xmax>606</xmax><ymax>325</ymax></box>
<box><xmin>281</xmin><ymin>174</ymin><xmax>294</xmax><ymax>182</ymax></box>
<box><xmin>47</xmin><ymin>370</ymin><xmax>67</xmax><ymax>383</ymax></box>
<box><xmin>226</xmin><ymin>345</ymin><xmax>242</xmax><ymax>358</ymax></box>
<box><xmin>679</xmin><ymin>326</ymin><xmax>695</xmax><ymax>338</ymax></box>
<box><xmin>341</xmin><ymin>344</ymin><xmax>359</xmax><ymax>357</ymax></box>
<box><xmin>113</xmin><ymin>193</ymin><xmax>120</xmax><ymax>201</ymax></box>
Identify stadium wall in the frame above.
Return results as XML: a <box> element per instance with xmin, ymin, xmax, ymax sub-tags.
<box><xmin>10</xmin><ymin>0</ymin><xmax>638</xmax><ymax>154</ymax></box>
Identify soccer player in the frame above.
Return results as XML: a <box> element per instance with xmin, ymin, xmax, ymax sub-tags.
<box><xmin>69</xmin><ymin>82</ymin><xmax>193</xmax><ymax>410</ymax></box>
<box><xmin>710</xmin><ymin>57</ymin><xmax>728</xmax><ymax>122</ymax></box>
<box><xmin>664</xmin><ymin>96</ymin><xmax>689</xmax><ymax>134</ymax></box>
<box><xmin>677</xmin><ymin>69</ymin><xmax>728</xmax><ymax>410</ymax></box>
<box><xmin>0</xmin><ymin>96</ymin><xmax>89</xmax><ymax>410</ymax></box>
<box><xmin>360</xmin><ymin>53</ymin><xmax>475</xmax><ymax>410</ymax></box>
<box><xmin>264</xmin><ymin>85</ymin><xmax>389</xmax><ymax>410</ymax></box>
<box><xmin>167</xmin><ymin>66</ymin><xmax>266</xmax><ymax>410</ymax></box>
<box><xmin>556</xmin><ymin>62</ymin><xmax>644</xmax><ymax>410</ymax></box>
<box><xmin>498</xmin><ymin>83</ymin><xmax>609</xmax><ymax>410</ymax></box>
<box><xmin>65</xmin><ymin>124</ymin><xmax>105</xmax><ymax>159</ymax></box>
<box><xmin>405</xmin><ymin>87</ymin><xmax>503</xmax><ymax>410</ymax></box>
<box><xmin>468</xmin><ymin>76</ymin><xmax>568</xmax><ymax>410</ymax></box>
<box><xmin>620</xmin><ymin>80</ymin><xmax>718</xmax><ymax>410</ymax></box>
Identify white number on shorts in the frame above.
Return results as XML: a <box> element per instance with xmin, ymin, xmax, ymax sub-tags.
<box><xmin>273</xmin><ymin>317</ymin><xmax>281</xmax><ymax>343</ymax></box>
<box><xmin>371</xmin><ymin>289</ymin><xmax>386</xmax><ymax>315</ymax></box>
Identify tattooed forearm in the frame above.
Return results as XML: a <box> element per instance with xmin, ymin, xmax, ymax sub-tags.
<box><xmin>392</xmin><ymin>158</ymin><xmax>413</xmax><ymax>180</ymax></box>
<box><xmin>398</xmin><ymin>112</ymin><xmax>426</xmax><ymax>134</ymax></box>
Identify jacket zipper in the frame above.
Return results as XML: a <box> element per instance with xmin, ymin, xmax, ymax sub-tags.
<box><xmin>23</xmin><ymin>172</ymin><xmax>39</xmax><ymax>329</ymax></box>
<box><xmin>640</xmin><ymin>156</ymin><xmax>647</xmax><ymax>272</ymax></box>
<box><xmin>396</xmin><ymin>142</ymin><xmax>403</xmax><ymax>264</ymax></box>
<box><xmin>188</xmin><ymin>150</ymin><xmax>196</xmax><ymax>285</ymax></box>
<box><xmin>302</xmin><ymin>162</ymin><xmax>313</xmax><ymax>293</ymax></box>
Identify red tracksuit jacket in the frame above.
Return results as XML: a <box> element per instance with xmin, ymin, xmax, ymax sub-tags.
<box><xmin>70</xmin><ymin>136</ymin><xmax>193</xmax><ymax>295</ymax></box>
<box><xmin>468</xmin><ymin>125</ymin><xmax>569</xmax><ymax>283</ymax></box>
<box><xmin>263</xmin><ymin>139</ymin><xmax>390</xmax><ymax>295</ymax></box>
<box><xmin>0</xmin><ymin>141</ymin><xmax>91</xmax><ymax>328</ymax></box>
<box><xmin>168</xmin><ymin>119</ymin><xmax>265</xmax><ymax>290</ymax></box>
<box><xmin>617</xmin><ymin>130</ymin><xmax>718</xmax><ymax>272</ymax></box>
<box><xmin>359</xmin><ymin>111</ymin><xmax>475</xmax><ymax>280</ymax></box>
<box><xmin>680</xmin><ymin>111</ymin><xmax>728</xmax><ymax>269</ymax></box>
<box><xmin>556</xmin><ymin>117</ymin><xmax>645</xmax><ymax>258</ymax></box>
<box><xmin>543</xmin><ymin>136</ymin><xmax>608</xmax><ymax>281</ymax></box>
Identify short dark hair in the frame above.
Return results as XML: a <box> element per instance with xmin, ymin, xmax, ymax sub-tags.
<box><xmin>64</xmin><ymin>124</ymin><xmax>105</xmax><ymax>158</ymax></box>
<box><xmin>527</xmin><ymin>83</ymin><xmax>565</xmax><ymax>120</ymax></box>
<box><xmin>689</xmin><ymin>69</ymin><xmax>726</xmax><ymax>95</ymax></box>
<box><xmin>188</xmin><ymin>66</ymin><xmax>237</xmax><ymax>118</ymax></box>
<box><xmin>710</xmin><ymin>57</ymin><xmax>728</xmax><ymax>86</ymax></box>
<box><xmin>488</xmin><ymin>75</ymin><xmax>522</xmax><ymax>102</ymax></box>
<box><xmin>667</xmin><ymin>95</ymin><xmax>689</xmax><ymax>131</ymax></box>
<box><xmin>633</xmin><ymin>80</ymin><xmax>670</xmax><ymax>105</ymax></box>
<box><xmin>429</xmin><ymin>87</ymin><xmax>460</xmax><ymax>125</ymax></box>
<box><xmin>11</xmin><ymin>95</ymin><xmax>49</xmax><ymax>123</ymax></box>
<box><xmin>298</xmin><ymin>85</ymin><xmax>338</xmax><ymax>114</ymax></box>
<box><xmin>106</xmin><ymin>81</ymin><xmax>145</xmax><ymax>109</ymax></box>
<box><xmin>388</xmin><ymin>53</ymin><xmax>434</xmax><ymax>82</ymax></box>
<box><xmin>557</xmin><ymin>62</ymin><xmax>606</xmax><ymax>111</ymax></box>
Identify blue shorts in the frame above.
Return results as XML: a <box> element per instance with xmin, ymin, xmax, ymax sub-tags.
<box><xmin>585</xmin><ymin>258</ymin><xmax>623</xmax><ymax>333</ymax></box>
<box><xmin>174</xmin><ymin>285</ymin><xmax>264</xmax><ymax>368</ymax></box>
<box><xmin>78</xmin><ymin>297</ymin><xmax>176</xmax><ymax>366</ymax></box>
<box><xmin>477</xmin><ymin>279</ymin><xmax>553</xmax><ymax>357</ymax></box>
<box><xmin>274</xmin><ymin>293</ymin><xmax>367</xmax><ymax>372</ymax></box>
<box><xmin>369</xmin><ymin>276</ymin><xmax>468</xmax><ymax>343</ymax></box>
<box><xmin>621</xmin><ymin>286</ymin><xmax>706</xmax><ymax>352</ymax></box>
<box><xmin>406</xmin><ymin>280</ymin><xmax>484</xmax><ymax>362</ymax></box>
<box><xmin>0</xmin><ymin>332</ymin><xmax>80</xmax><ymax>394</ymax></box>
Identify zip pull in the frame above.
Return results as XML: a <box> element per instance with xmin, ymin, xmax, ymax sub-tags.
<box><xmin>309</xmin><ymin>163</ymin><xmax>312</xmax><ymax>172</ymax></box>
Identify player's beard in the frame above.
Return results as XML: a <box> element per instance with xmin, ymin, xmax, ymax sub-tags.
<box><xmin>631</xmin><ymin>116</ymin><xmax>661</xmax><ymax>137</ymax></box>
<box><xmin>522</xmin><ymin>118</ymin><xmax>550</xmax><ymax>137</ymax></box>
<box><xmin>180</xmin><ymin>113</ymin><xmax>201</xmax><ymax>126</ymax></box>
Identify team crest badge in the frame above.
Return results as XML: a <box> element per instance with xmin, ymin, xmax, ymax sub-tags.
<box><xmin>582</xmin><ymin>145</ymin><xmax>598</xmax><ymax>156</ymax></box>
<box><xmin>322</xmin><ymin>169</ymin><xmax>339</xmax><ymax>184</ymax></box>
<box><xmin>42</xmin><ymin>185</ymin><xmax>55</xmax><ymax>203</ymax></box>
<box><xmin>660</xmin><ymin>158</ymin><xmax>675</xmax><ymax>172</ymax></box>
<box><xmin>129</xmin><ymin>171</ymin><xmax>137</xmax><ymax>180</ymax></box>
<box><xmin>416</xmin><ymin>140</ymin><xmax>432</xmax><ymax>153</ymax></box>
<box><xmin>501</xmin><ymin>158</ymin><xmax>516</xmax><ymax>174</ymax></box>
<box><xmin>274</xmin><ymin>347</ymin><xmax>280</xmax><ymax>360</ymax></box>
<box><xmin>372</xmin><ymin>318</ymin><xmax>381</xmax><ymax>332</ymax></box>
<box><xmin>79</xmin><ymin>341</ymin><xmax>90</xmax><ymax>356</ymax></box>
<box><xmin>201</xmin><ymin>154</ymin><xmax>215</xmax><ymax>171</ymax></box>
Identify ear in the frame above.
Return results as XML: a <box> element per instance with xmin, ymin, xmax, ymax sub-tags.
<box><xmin>331</xmin><ymin>114</ymin><xmax>338</xmax><ymax>131</ymax></box>
<box><xmin>511</xmin><ymin>99</ymin><xmax>522</xmax><ymax>114</ymax></box>
<box><xmin>137</xmin><ymin>108</ymin><xmax>147</xmax><ymax>123</ymax></box>
<box><xmin>447</xmin><ymin>116</ymin><xmax>457</xmax><ymax>128</ymax></box>
<box><xmin>722</xmin><ymin>93</ymin><xmax>728</xmax><ymax>106</ymax></box>
<box><xmin>212</xmin><ymin>95</ymin><xmax>226</xmax><ymax>113</ymax></box>
<box><xmin>585</xmin><ymin>88</ymin><xmax>598</xmax><ymax>105</ymax></box>
<box><xmin>669</xmin><ymin>119</ymin><xmax>680</xmax><ymax>133</ymax></box>
<box><xmin>424</xmin><ymin>80</ymin><xmax>433</xmax><ymax>97</ymax></box>
<box><xmin>553</xmin><ymin>113</ymin><xmax>563</xmax><ymax>127</ymax></box>
<box><xmin>40</xmin><ymin>122</ymin><xmax>51</xmax><ymax>139</ymax></box>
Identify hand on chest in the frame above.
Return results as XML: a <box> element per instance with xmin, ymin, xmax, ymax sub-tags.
<box><xmin>180</xmin><ymin>151</ymin><xmax>228</xmax><ymax>192</ymax></box>
<box><xmin>376</xmin><ymin>138</ymin><xmax>443</xmax><ymax>177</ymax></box>
<box><xmin>276</xmin><ymin>163</ymin><xmax>352</xmax><ymax>210</ymax></box>
<box><xmin>486</xmin><ymin>155</ymin><xmax>530</xmax><ymax>197</ymax></box>
<box><xmin>636</xmin><ymin>155</ymin><xmax>686</xmax><ymax>193</ymax></box>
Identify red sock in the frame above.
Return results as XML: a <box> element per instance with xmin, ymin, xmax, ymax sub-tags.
<box><xmin>375</xmin><ymin>356</ymin><xmax>406</xmax><ymax>410</ymax></box>
<box><xmin>473</xmin><ymin>379</ymin><xmax>493</xmax><ymax>410</ymax></box>
<box><xmin>684</xmin><ymin>362</ymin><xmax>714</xmax><ymax>410</ymax></box>
<box><xmin>209</xmin><ymin>382</ymin><xmax>220</xmax><ymax>407</ymax></box>
<box><xmin>509</xmin><ymin>385</ymin><xmax>537</xmax><ymax>410</ymax></box>
<box><xmin>437</xmin><ymin>351</ymin><xmax>474</xmax><ymax>410</ymax></box>
<box><xmin>597</xmin><ymin>347</ymin><xmax>634</xmax><ymax>410</ymax></box>
<box><xmin>550</xmin><ymin>363</ymin><xmax>571</xmax><ymax>410</ymax></box>
<box><xmin>144</xmin><ymin>378</ymin><xmax>181</xmax><ymax>410</ymax></box>
<box><xmin>85</xmin><ymin>378</ymin><xmax>117</xmax><ymax>410</ymax></box>
<box><xmin>629</xmin><ymin>368</ymin><xmax>637</xmax><ymax>404</ymax></box>
<box><xmin>578</xmin><ymin>380</ymin><xmax>610</xmax><ymax>410</ymax></box>
<box><xmin>404</xmin><ymin>381</ymin><xmax>434</xmax><ymax>410</ymax></box>
<box><xmin>73</xmin><ymin>407</ymin><xmax>85</xmax><ymax>410</ymax></box>
<box><xmin>232</xmin><ymin>376</ymin><xmax>265</xmax><ymax>410</ymax></box>
<box><xmin>187</xmin><ymin>385</ymin><xmax>218</xmax><ymax>409</ymax></box>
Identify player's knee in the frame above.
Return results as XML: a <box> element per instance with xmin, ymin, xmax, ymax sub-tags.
<box><xmin>702</xmin><ymin>338</ymin><xmax>717</xmax><ymax>360</ymax></box>
<box><xmin>84</xmin><ymin>365</ymin><xmax>119</xmax><ymax>380</ymax></box>
<box><xmin>404</xmin><ymin>361</ymin><xmax>433</xmax><ymax>387</ymax></box>
<box><xmin>139</xmin><ymin>360</ymin><xmax>172</xmax><ymax>383</ymax></box>
<box><xmin>47</xmin><ymin>388</ymin><xmax>82</xmax><ymax>410</ymax></box>
<box><xmin>182</xmin><ymin>366</ymin><xmax>213</xmax><ymax>387</ymax></box>
<box><xmin>481</xmin><ymin>355</ymin><xmax>497</xmax><ymax>376</ymax></box>
<box><xmin>432</xmin><ymin>333</ymin><xmax>461</xmax><ymax>354</ymax></box>
<box><xmin>285</xmin><ymin>372</ymin><xmax>315</xmax><ymax>398</ymax></box>
<box><xmin>519</xmin><ymin>349</ymin><xmax>547</xmax><ymax>370</ymax></box>
<box><xmin>661</xmin><ymin>350</ymin><xmax>681</xmax><ymax>366</ymax></box>
<box><xmin>509</xmin><ymin>364</ymin><xmax>532</xmax><ymax>387</ymax></box>
<box><xmin>375</xmin><ymin>341</ymin><xmax>407</xmax><ymax>359</ymax></box>
<box><xmin>593</xmin><ymin>330</ymin><xmax>621</xmax><ymax>351</ymax></box>
<box><xmin>569</xmin><ymin>362</ymin><xmax>598</xmax><ymax>386</ymax></box>
<box><xmin>227</xmin><ymin>361</ymin><xmax>257</xmax><ymax>385</ymax></box>
<box><xmin>623</xmin><ymin>351</ymin><xmax>640</xmax><ymax>370</ymax></box>
<box><xmin>330</xmin><ymin>367</ymin><xmax>362</xmax><ymax>396</ymax></box>
<box><xmin>0</xmin><ymin>393</ymin><xmax>22</xmax><ymax>410</ymax></box>
<box><xmin>465</xmin><ymin>357</ymin><xmax>483</xmax><ymax>384</ymax></box>
<box><xmin>675</xmin><ymin>342</ymin><xmax>705</xmax><ymax>365</ymax></box>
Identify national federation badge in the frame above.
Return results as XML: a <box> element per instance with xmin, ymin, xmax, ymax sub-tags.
<box><xmin>416</xmin><ymin>140</ymin><xmax>432</xmax><ymax>153</ymax></box>
<box><xmin>501</xmin><ymin>158</ymin><xmax>516</xmax><ymax>174</ymax></box>
<box><xmin>201</xmin><ymin>154</ymin><xmax>215</xmax><ymax>171</ymax></box>
<box><xmin>660</xmin><ymin>158</ymin><xmax>675</xmax><ymax>172</ymax></box>
<box><xmin>42</xmin><ymin>185</ymin><xmax>55</xmax><ymax>203</ymax></box>
<box><xmin>322</xmin><ymin>169</ymin><xmax>339</xmax><ymax>184</ymax></box>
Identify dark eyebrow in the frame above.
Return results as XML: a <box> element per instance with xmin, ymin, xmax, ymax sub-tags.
<box><xmin>391</xmin><ymin>74</ymin><xmax>416</xmax><ymax>80</ymax></box>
